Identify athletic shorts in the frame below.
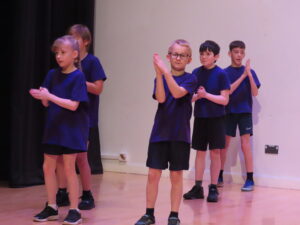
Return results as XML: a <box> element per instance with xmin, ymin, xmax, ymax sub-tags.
<box><xmin>225</xmin><ymin>113</ymin><xmax>253</xmax><ymax>137</ymax></box>
<box><xmin>43</xmin><ymin>144</ymin><xmax>85</xmax><ymax>155</ymax></box>
<box><xmin>146</xmin><ymin>141</ymin><xmax>190</xmax><ymax>171</ymax></box>
<box><xmin>192</xmin><ymin>116</ymin><xmax>225</xmax><ymax>151</ymax></box>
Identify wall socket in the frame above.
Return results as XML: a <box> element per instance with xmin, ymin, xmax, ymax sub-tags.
<box><xmin>265</xmin><ymin>145</ymin><xmax>279</xmax><ymax>154</ymax></box>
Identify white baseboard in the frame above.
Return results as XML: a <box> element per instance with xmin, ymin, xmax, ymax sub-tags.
<box><xmin>102</xmin><ymin>160</ymin><xmax>300</xmax><ymax>190</ymax></box>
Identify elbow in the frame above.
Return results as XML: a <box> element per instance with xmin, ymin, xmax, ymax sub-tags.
<box><xmin>157</xmin><ymin>97</ymin><xmax>166</xmax><ymax>103</ymax></box>
<box><xmin>69</xmin><ymin>104</ymin><xmax>79</xmax><ymax>111</ymax></box>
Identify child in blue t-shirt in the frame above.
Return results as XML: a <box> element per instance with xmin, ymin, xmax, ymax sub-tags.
<box><xmin>134</xmin><ymin>39</ymin><xmax>197</xmax><ymax>225</ymax></box>
<box><xmin>30</xmin><ymin>35</ymin><xmax>88</xmax><ymax>224</ymax></box>
<box><xmin>218</xmin><ymin>40</ymin><xmax>260</xmax><ymax>191</ymax></box>
<box><xmin>55</xmin><ymin>24</ymin><xmax>107</xmax><ymax>210</ymax></box>
<box><xmin>183</xmin><ymin>40</ymin><xmax>230</xmax><ymax>203</ymax></box>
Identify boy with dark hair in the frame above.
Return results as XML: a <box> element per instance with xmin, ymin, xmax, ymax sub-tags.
<box><xmin>134</xmin><ymin>39</ymin><xmax>197</xmax><ymax>225</ymax></box>
<box><xmin>183</xmin><ymin>40</ymin><xmax>230</xmax><ymax>203</ymax></box>
<box><xmin>218</xmin><ymin>40</ymin><xmax>261</xmax><ymax>191</ymax></box>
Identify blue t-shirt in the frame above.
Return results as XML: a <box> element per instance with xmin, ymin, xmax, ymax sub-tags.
<box><xmin>149</xmin><ymin>72</ymin><xmax>198</xmax><ymax>143</ymax></box>
<box><xmin>81</xmin><ymin>54</ymin><xmax>107</xmax><ymax>128</ymax></box>
<box><xmin>42</xmin><ymin>68</ymin><xmax>89</xmax><ymax>151</ymax></box>
<box><xmin>224</xmin><ymin>66</ymin><xmax>261</xmax><ymax>114</ymax></box>
<box><xmin>193</xmin><ymin>66</ymin><xmax>230</xmax><ymax>118</ymax></box>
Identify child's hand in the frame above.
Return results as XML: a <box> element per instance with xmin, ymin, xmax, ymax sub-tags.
<box><xmin>153</xmin><ymin>60</ymin><xmax>163</xmax><ymax>76</ymax></box>
<box><xmin>245</xmin><ymin>59</ymin><xmax>251</xmax><ymax>76</ymax></box>
<box><xmin>153</xmin><ymin>53</ymin><xmax>169</xmax><ymax>75</ymax></box>
<box><xmin>197</xmin><ymin>86</ymin><xmax>207</xmax><ymax>98</ymax></box>
<box><xmin>29</xmin><ymin>87</ymin><xmax>50</xmax><ymax>100</ymax></box>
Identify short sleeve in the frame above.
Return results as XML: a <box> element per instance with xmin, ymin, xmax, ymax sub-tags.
<box><xmin>251</xmin><ymin>69</ymin><xmax>261</xmax><ymax>88</ymax></box>
<box><xmin>90</xmin><ymin>57</ymin><xmax>107</xmax><ymax>82</ymax></box>
<box><xmin>70</xmin><ymin>72</ymin><xmax>89</xmax><ymax>102</ymax></box>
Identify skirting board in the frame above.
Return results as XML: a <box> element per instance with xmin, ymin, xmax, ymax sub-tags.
<box><xmin>102</xmin><ymin>160</ymin><xmax>300</xmax><ymax>190</ymax></box>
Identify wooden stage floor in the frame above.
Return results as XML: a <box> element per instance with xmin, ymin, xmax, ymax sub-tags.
<box><xmin>0</xmin><ymin>171</ymin><xmax>299</xmax><ymax>225</ymax></box>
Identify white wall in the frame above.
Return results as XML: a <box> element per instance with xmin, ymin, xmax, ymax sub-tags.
<box><xmin>94</xmin><ymin>0</ymin><xmax>300</xmax><ymax>189</ymax></box>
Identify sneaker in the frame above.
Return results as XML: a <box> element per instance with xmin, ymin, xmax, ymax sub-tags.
<box><xmin>63</xmin><ymin>209</ymin><xmax>82</xmax><ymax>225</ymax></box>
<box><xmin>217</xmin><ymin>176</ymin><xmax>224</xmax><ymax>187</ymax></box>
<box><xmin>207</xmin><ymin>184</ymin><xmax>219</xmax><ymax>202</ymax></box>
<box><xmin>183</xmin><ymin>185</ymin><xmax>204</xmax><ymax>200</ymax></box>
<box><xmin>134</xmin><ymin>214</ymin><xmax>155</xmax><ymax>225</ymax></box>
<box><xmin>56</xmin><ymin>189</ymin><xmax>70</xmax><ymax>207</ymax></box>
<box><xmin>241</xmin><ymin>180</ymin><xmax>254</xmax><ymax>191</ymax></box>
<box><xmin>78</xmin><ymin>194</ymin><xmax>95</xmax><ymax>210</ymax></box>
<box><xmin>168</xmin><ymin>217</ymin><xmax>180</xmax><ymax>225</ymax></box>
<box><xmin>33</xmin><ymin>203</ymin><xmax>58</xmax><ymax>222</ymax></box>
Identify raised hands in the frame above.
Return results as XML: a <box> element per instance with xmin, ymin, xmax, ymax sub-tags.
<box><xmin>29</xmin><ymin>87</ymin><xmax>50</xmax><ymax>101</ymax></box>
<box><xmin>153</xmin><ymin>53</ymin><xmax>169</xmax><ymax>76</ymax></box>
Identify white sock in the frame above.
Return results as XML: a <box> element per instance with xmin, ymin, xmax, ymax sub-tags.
<box><xmin>48</xmin><ymin>204</ymin><xmax>58</xmax><ymax>210</ymax></box>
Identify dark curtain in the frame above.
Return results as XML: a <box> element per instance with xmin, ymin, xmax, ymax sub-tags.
<box><xmin>3</xmin><ymin>0</ymin><xmax>102</xmax><ymax>188</ymax></box>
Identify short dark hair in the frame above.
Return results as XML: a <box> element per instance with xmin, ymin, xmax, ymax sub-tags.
<box><xmin>199</xmin><ymin>40</ymin><xmax>220</xmax><ymax>55</ymax></box>
<box><xmin>229</xmin><ymin>40</ymin><xmax>246</xmax><ymax>51</ymax></box>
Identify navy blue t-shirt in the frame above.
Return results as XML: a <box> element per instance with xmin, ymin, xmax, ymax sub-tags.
<box><xmin>81</xmin><ymin>54</ymin><xmax>107</xmax><ymax>128</ymax></box>
<box><xmin>193</xmin><ymin>66</ymin><xmax>230</xmax><ymax>118</ymax></box>
<box><xmin>42</xmin><ymin>68</ymin><xmax>89</xmax><ymax>151</ymax></box>
<box><xmin>224</xmin><ymin>66</ymin><xmax>261</xmax><ymax>114</ymax></box>
<box><xmin>149</xmin><ymin>72</ymin><xmax>198</xmax><ymax>143</ymax></box>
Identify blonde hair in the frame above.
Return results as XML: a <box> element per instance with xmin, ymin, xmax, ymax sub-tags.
<box><xmin>168</xmin><ymin>39</ymin><xmax>192</xmax><ymax>57</ymax></box>
<box><xmin>68</xmin><ymin>24</ymin><xmax>92</xmax><ymax>51</ymax></box>
<box><xmin>51</xmin><ymin>35</ymin><xmax>81</xmax><ymax>69</ymax></box>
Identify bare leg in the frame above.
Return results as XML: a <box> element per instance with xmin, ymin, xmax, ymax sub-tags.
<box><xmin>210</xmin><ymin>149</ymin><xmax>221</xmax><ymax>184</ymax></box>
<box><xmin>63</xmin><ymin>154</ymin><xmax>79</xmax><ymax>209</ymax></box>
<box><xmin>146</xmin><ymin>168</ymin><xmax>162</xmax><ymax>208</ymax></box>
<box><xmin>220</xmin><ymin>136</ymin><xmax>231</xmax><ymax>170</ymax></box>
<box><xmin>195</xmin><ymin>151</ymin><xmax>206</xmax><ymax>181</ymax></box>
<box><xmin>56</xmin><ymin>155</ymin><xmax>67</xmax><ymax>189</ymax></box>
<box><xmin>43</xmin><ymin>154</ymin><xmax>58</xmax><ymax>204</ymax></box>
<box><xmin>170</xmin><ymin>170</ymin><xmax>183</xmax><ymax>212</ymax></box>
<box><xmin>241</xmin><ymin>134</ymin><xmax>253</xmax><ymax>172</ymax></box>
<box><xmin>76</xmin><ymin>152</ymin><xmax>91</xmax><ymax>191</ymax></box>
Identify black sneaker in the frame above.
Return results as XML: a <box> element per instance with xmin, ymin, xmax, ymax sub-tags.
<box><xmin>217</xmin><ymin>176</ymin><xmax>224</xmax><ymax>187</ymax></box>
<box><xmin>63</xmin><ymin>209</ymin><xmax>82</xmax><ymax>225</ymax></box>
<box><xmin>78</xmin><ymin>194</ymin><xmax>95</xmax><ymax>210</ymax></box>
<box><xmin>56</xmin><ymin>189</ymin><xmax>70</xmax><ymax>207</ymax></box>
<box><xmin>207</xmin><ymin>184</ymin><xmax>219</xmax><ymax>202</ymax></box>
<box><xmin>33</xmin><ymin>203</ymin><xmax>58</xmax><ymax>222</ymax></box>
<box><xmin>183</xmin><ymin>185</ymin><xmax>204</xmax><ymax>200</ymax></box>
<box><xmin>134</xmin><ymin>214</ymin><xmax>155</xmax><ymax>225</ymax></box>
<box><xmin>168</xmin><ymin>217</ymin><xmax>180</xmax><ymax>225</ymax></box>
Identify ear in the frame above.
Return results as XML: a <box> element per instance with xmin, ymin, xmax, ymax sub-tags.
<box><xmin>215</xmin><ymin>54</ymin><xmax>220</xmax><ymax>61</ymax></box>
<box><xmin>228</xmin><ymin>51</ymin><xmax>231</xmax><ymax>57</ymax></box>
<box><xmin>187</xmin><ymin>56</ymin><xmax>192</xmax><ymax>64</ymax></box>
<box><xmin>73</xmin><ymin>50</ymin><xmax>79</xmax><ymax>59</ymax></box>
<box><xmin>83</xmin><ymin>40</ymin><xmax>90</xmax><ymax>49</ymax></box>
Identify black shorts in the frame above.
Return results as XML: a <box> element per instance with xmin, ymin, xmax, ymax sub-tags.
<box><xmin>192</xmin><ymin>117</ymin><xmax>225</xmax><ymax>151</ymax></box>
<box><xmin>146</xmin><ymin>141</ymin><xmax>190</xmax><ymax>171</ymax></box>
<box><xmin>225</xmin><ymin>113</ymin><xmax>253</xmax><ymax>137</ymax></box>
<box><xmin>43</xmin><ymin>144</ymin><xmax>85</xmax><ymax>155</ymax></box>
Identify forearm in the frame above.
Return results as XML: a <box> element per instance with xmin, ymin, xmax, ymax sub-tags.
<box><xmin>248</xmin><ymin>74</ymin><xmax>259</xmax><ymax>96</ymax></box>
<box><xmin>164</xmin><ymin>72</ymin><xmax>187</xmax><ymax>98</ymax></box>
<box><xmin>230</xmin><ymin>73</ymin><xmax>246</xmax><ymax>94</ymax></box>
<box><xmin>47</xmin><ymin>93</ymin><xmax>79</xmax><ymax>111</ymax></box>
<box><xmin>155</xmin><ymin>75</ymin><xmax>166</xmax><ymax>103</ymax></box>
<box><xmin>205</xmin><ymin>92</ymin><xmax>229</xmax><ymax>106</ymax></box>
<box><xmin>86</xmin><ymin>80</ymin><xmax>104</xmax><ymax>95</ymax></box>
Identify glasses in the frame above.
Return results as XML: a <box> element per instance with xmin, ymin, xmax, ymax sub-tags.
<box><xmin>168</xmin><ymin>52</ymin><xmax>190</xmax><ymax>59</ymax></box>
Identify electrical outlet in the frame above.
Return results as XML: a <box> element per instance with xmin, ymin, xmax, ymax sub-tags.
<box><xmin>265</xmin><ymin>145</ymin><xmax>279</xmax><ymax>154</ymax></box>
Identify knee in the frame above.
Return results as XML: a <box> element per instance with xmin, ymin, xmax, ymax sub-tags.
<box><xmin>43</xmin><ymin>162</ymin><xmax>55</xmax><ymax>175</ymax></box>
<box><xmin>170</xmin><ymin>171</ymin><xmax>183</xmax><ymax>183</ymax></box>
<box><xmin>210</xmin><ymin>150</ymin><xmax>220</xmax><ymax>160</ymax></box>
<box><xmin>148</xmin><ymin>169</ymin><xmax>161</xmax><ymax>183</ymax></box>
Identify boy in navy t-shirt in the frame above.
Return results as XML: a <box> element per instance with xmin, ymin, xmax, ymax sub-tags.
<box><xmin>134</xmin><ymin>39</ymin><xmax>197</xmax><ymax>225</ymax></box>
<box><xmin>183</xmin><ymin>40</ymin><xmax>230</xmax><ymax>203</ymax></box>
<box><xmin>218</xmin><ymin>41</ymin><xmax>261</xmax><ymax>191</ymax></box>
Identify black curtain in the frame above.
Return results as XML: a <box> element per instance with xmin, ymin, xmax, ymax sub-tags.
<box><xmin>3</xmin><ymin>0</ymin><xmax>102</xmax><ymax>188</ymax></box>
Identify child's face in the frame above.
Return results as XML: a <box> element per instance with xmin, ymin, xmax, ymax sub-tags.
<box><xmin>54</xmin><ymin>42</ymin><xmax>78</xmax><ymax>70</ymax></box>
<box><xmin>200</xmin><ymin>50</ymin><xmax>219</xmax><ymax>69</ymax></box>
<box><xmin>72</xmin><ymin>35</ymin><xmax>88</xmax><ymax>53</ymax></box>
<box><xmin>167</xmin><ymin>44</ymin><xmax>191</xmax><ymax>72</ymax></box>
<box><xmin>229</xmin><ymin>47</ymin><xmax>245</xmax><ymax>67</ymax></box>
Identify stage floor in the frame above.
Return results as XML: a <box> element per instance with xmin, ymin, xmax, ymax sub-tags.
<box><xmin>0</xmin><ymin>171</ymin><xmax>299</xmax><ymax>225</ymax></box>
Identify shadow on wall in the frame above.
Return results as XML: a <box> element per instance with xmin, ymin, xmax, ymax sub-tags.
<box><xmin>224</xmin><ymin>98</ymin><xmax>262</xmax><ymax>182</ymax></box>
